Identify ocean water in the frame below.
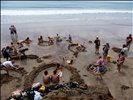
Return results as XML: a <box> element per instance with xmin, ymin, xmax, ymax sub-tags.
<box><xmin>1</xmin><ymin>1</ymin><xmax>133</xmax><ymax>24</ymax></box>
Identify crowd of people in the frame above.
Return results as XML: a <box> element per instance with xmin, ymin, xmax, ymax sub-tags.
<box><xmin>1</xmin><ymin>25</ymin><xmax>132</xmax><ymax>82</ymax></box>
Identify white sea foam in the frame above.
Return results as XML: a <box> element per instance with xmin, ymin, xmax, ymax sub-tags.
<box><xmin>1</xmin><ymin>9</ymin><xmax>132</xmax><ymax>16</ymax></box>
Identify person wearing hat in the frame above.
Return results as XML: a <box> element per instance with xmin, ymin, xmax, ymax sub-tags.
<box><xmin>126</xmin><ymin>34</ymin><xmax>132</xmax><ymax>51</ymax></box>
<box><xmin>94</xmin><ymin>36</ymin><xmax>100</xmax><ymax>54</ymax></box>
<box><xmin>1</xmin><ymin>60</ymin><xmax>18</xmax><ymax>75</ymax></box>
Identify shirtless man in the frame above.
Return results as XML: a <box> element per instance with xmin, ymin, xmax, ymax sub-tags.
<box><xmin>51</xmin><ymin>70</ymin><xmax>59</xmax><ymax>84</ymax></box>
<box><xmin>43</xmin><ymin>71</ymin><xmax>51</xmax><ymax>84</ymax></box>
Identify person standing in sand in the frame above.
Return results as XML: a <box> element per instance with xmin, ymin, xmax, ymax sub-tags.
<box><xmin>117</xmin><ymin>52</ymin><xmax>125</xmax><ymax>72</ymax></box>
<box><xmin>121</xmin><ymin>44</ymin><xmax>128</xmax><ymax>57</ymax></box>
<box><xmin>126</xmin><ymin>34</ymin><xmax>132</xmax><ymax>51</ymax></box>
<box><xmin>9</xmin><ymin>25</ymin><xmax>18</xmax><ymax>41</ymax></box>
<box><xmin>51</xmin><ymin>70</ymin><xmax>59</xmax><ymax>84</ymax></box>
<box><xmin>94</xmin><ymin>36</ymin><xmax>100</xmax><ymax>54</ymax></box>
<box><xmin>95</xmin><ymin>56</ymin><xmax>104</xmax><ymax>80</ymax></box>
<box><xmin>1</xmin><ymin>60</ymin><xmax>18</xmax><ymax>75</ymax></box>
<box><xmin>103</xmin><ymin>43</ymin><xmax>110</xmax><ymax>62</ymax></box>
<box><xmin>43</xmin><ymin>70</ymin><xmax>51</xmax><ymax>84</ymax></box>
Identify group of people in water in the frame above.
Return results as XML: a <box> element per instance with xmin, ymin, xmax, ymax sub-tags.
<box><xmin>43</xmin><ymin>64</ymin><xmax>63</xmax><ymax>84</ymax></box>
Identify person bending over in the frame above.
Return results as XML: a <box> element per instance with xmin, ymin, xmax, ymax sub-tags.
<box><xmin>1</xmin><ymin>60</ymin><xmax>18</xmax><ymax>75</ymax></box>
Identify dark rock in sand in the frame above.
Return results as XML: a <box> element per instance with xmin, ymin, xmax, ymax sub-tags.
<box><xmin>89</xmin><ymin>41</ymin><xmax>93</xmax><ymax>43</ymax></box>
<box><xmin>36</xmin><ymin>58</ymin><xmax>43</xmax><ymax>63</ymax></box>
<box><xmin>121</xmin><ymin>85</ymin><xmax>130</xmax><ymax>90</ymax></box>
<box><xmin>112</xmin><ymin>47</ymin><xmax>122</xmax><ymax>53</ymax></box>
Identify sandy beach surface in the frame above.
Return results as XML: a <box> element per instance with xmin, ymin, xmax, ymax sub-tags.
<box><xmin>1</xmin><ymin>19</ymin><xmax>133</xmax><ymax>100</ymax></box>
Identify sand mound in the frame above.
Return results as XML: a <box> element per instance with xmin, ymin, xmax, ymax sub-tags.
<box><xmin>42</xmin><ymin>85</ymin><xmax>114</xmax><ymax>100</ymax></box>
<box><xmin>112</xmin><ymin>47</ymin><xmax>122</xmax><ymax>53</ymax></box>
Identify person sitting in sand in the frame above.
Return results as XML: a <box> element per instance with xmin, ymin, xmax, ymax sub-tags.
<box><xmin>63</xmin><ymin>56</ymin><xmax>74</xmax><ymax>64</ymax></box>
<box><xmin>24</xmin><ymin>37</ymin><xmax>32</xmax><ymax>44</ymax></box>
<box><xmin>1</xmin><ymin>60</ymin><xmax>18</xmax><ymax>75</ymax></box>
<box><xmin>38</xmin><ymin>36</ymin><xmax>43</xmax><ymax>43</ymax></box>
<box><xmin>51</xmin><ymin>70</ymin><xmax>59</xmax><ymax>84</ymax></box>
<box><xmin>56</xmin><ymin>34</ymin><xmax>62</xmax><ymax>42</ymax></box>
<box><xmin>76</xmin><ymin>44</ymin><xmax>82</xmax><ymax>50</ymax></box>
<box><xmin>66</xmin><ymin>34</ymin><xmax>72</xmax><ymax>43</ymax></box>
<box><xmin>43</xmin><ymin>70</ymin><xmax>51</xmax><ymax>84</ymax></box>
<box><xmin>117</xmin><ymin>52</ymin><xmax>125</xmax><ymax>72</ymax></box>
<box><xmin>48</xmin><ymin>37</ymin><xmax>54</xmax><ymax>45</ymax></box>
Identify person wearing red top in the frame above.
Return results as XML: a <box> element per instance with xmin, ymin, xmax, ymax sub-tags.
<box><xmin>126</xmin><ymin>34</ymin><xmax>132</xmax><ymax>51</ymax></box>
<box><xmin>117</xmin><ymin>52</ymin><xmax>125</xmax><ymax>72</ymax></box>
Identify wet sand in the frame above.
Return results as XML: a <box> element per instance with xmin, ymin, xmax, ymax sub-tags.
<box><xmin>1</xmin><ymin>19</ymin><xmax>133</xmax><ymax>100</ymax></box>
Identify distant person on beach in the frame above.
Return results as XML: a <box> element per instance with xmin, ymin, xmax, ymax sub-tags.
<box><xmin>103</xmin><ymin>43</ymin><xmax>110</xmax><ymax>61</ymax></box>
<box><xmin>76</xmin><ymin>44</ymin><xmax>82</xmax><ymax>50</ymax></box>
<box><xmin>94</xmin><ymin>36</ymin><xmax>100</xmax><ymax>54</ymax></box>
<box><xmin>117</xmin><ymin>52</ymin><xmax>125</xmax><ymax>72</ymax></box>
<box><xmin>43</xmin><ymin>70</ymin><xmax>51</xmax><ymax>84</ymax></box>
<box><xmin>121</xmin><ymin>44</ymin><xmax>128</xmax><ymax>57</ymax></box>
<box><xmin>9</xmin><ymin>25</ymin><xmax>18</xmax><ymax>40</ymax></box>
<box><xmin>24</xmin><ymin>37</ymin><xmax>32</xmax><ymax>44</ymax></box>
<box><xmin>66</xmin><ymin>34</ymin><xmax>72</xmax><ymax>43</ymax></box>
<box><xmin>38</xmin><ymin>36</ymin><xmax>43</xmax><ymax>43</ymax></box>
<box><xmin>3</xmin><ymin>46</ymin><xmax>12</xmax><ymax>61</ymax></box>
<box><xmin>48</xmin><ymin>37</ymin><xmax>54</xmax><ymax>45</ymax></box>
<box><xmin>62</xmin><ymin>56</ymin><xmax>74</xmax><ymax>64</ymax></box>
<box><xmin>56</xmin><ymin>34</ymin><xmax>62</xmax><ymax>42</ymax></box>
<box><xmin>95</xmin><ymin>56</ymin><xmax>104</xmax><ymax>80</ymax></box>
<box><xmin>126</xmin><ymin>34</ymin><xmax>132</xmax><ymax>51</ymax></box>
<box><xmin>1</xmin><ymin>60</ymin><xmax>18</xmax><ymax>75</ymax></box>
<box><xmin>51</xmin><ymin>70</ymin><xmax>59</xmax><ymax>84</ymax></box>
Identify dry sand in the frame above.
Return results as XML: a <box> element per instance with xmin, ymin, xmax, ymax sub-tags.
<box><xmin>1</xmin><ymin>19</ymin><xmax>133</xmax><ymax>100</ymax></box>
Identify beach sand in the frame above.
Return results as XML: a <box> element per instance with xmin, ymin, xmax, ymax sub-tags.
<box><xmin>1</xmin><ymin>19</ymin><xmax>133</xmax><ymax>100</ymax></box>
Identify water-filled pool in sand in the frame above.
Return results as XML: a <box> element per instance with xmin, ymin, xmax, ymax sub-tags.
<box><xmin>34</xmin><ymin>67</ymin><xmax>71</xmax><ymax>85</ymax></box>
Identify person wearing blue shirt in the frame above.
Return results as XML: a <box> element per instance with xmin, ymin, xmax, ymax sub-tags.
<box><xmin>68</xmin><ymin>34</ymin><xmax>72</xmax><ymax>42</ymax></box>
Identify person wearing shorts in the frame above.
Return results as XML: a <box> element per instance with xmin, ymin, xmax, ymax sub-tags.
<box><xmin>94</xmin><ymin>36</ymin><xmax>100</xmax><ymax>54</ymax></box>
<box><xmin>117</xmin><ymin>52</ymin><xmax>125</xmax><ymax>72</ymax></box>
<box><xmin>1</xmin><ymin>60</ymin><xmax>18</xmax><ymax>75</ymax></box>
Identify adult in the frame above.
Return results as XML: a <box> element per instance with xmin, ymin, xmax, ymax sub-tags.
<box><xmin>96</xmin><ymin>56</ymin><xmax>104</xmax><ymax>80</ymax></box>
<box><xmin>94</xmin><ymin>36</ymin><xmax>100</xmax><ymax>54</ymax></box>
<box><xmin>103</xmin><ymin>43</ymin><xmax>110</xmax><ymax>61</ymax></box>
<box><xmin>24</xmin><ymin>37</ymin><xmax>32</xmax><ymax>44</ymax></box>
<box><xmin>3</xmin><ymin>46</ymin><xmax>12</xmax><ymax>61</ymax></box>
<box><xmin>121</xmin><ymin>44</ymin><xmax>128</xmax><ymax>57</ymax></box>
<box><xmin>51</xmin><ymin>70</ymin><xmax>59</xmax><ymax>84</ymax></box>
<box><xmin>63</xmin><ymin>56</ymin><xmax>73</xmax><ymax>64</ymax></box>
<box><xmin>9</xmin><ymin>25</ymin><xmax>18</xmax><ymax>40</ymax></box>
<box><xmin>56</xmin><ymin>34</ymin><xmax>62</xmax><ymax>42</ymax></box>
<box><xmin>43</xmin><ymin>71</ymin><xmax>51</xmax><ymax>84</ymax></box>
<box><xmin>117</xmin><ymin>52</ymin><xmax>125</xmax><ymax>72</ymax></box>
<box><xmin>38</xmin><ymin>36</ymin><xmax>43</xmax><ymax>43</ymax></box>
<box><xmin>55</xmin><ymin>64</ymin><xmax>63</xmax><ymax>82</ymax></box>
<box><xmin>1</xmin><ymin>60</ymin><xmax>18</xmax><ymax>75</ymax></box>
<box><xmin>48</xmin><ymin>37</ymin><xmax>54</xmax><ymax>45</ymax></box>
<box><xmin>126</xmin><ymin>34</ymin><xmax>132</xmax><ymax>51</ymax></box>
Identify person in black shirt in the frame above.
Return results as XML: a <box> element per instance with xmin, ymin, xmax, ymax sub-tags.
<box><xmin>94</xmin><ymin>36</ymin><xmax>100</xmax><ymax>54</ymax></box>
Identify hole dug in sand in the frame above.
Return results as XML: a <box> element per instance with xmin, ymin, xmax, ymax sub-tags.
<box><xmin>23</xmin><ymin>62</ymin><xmax>85</xmax><ymax>90</ymax></box>
<box><xmin>68</xmin><ymin>43</ymin><xmax>87</xmax><ymax>57</ymax></box>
